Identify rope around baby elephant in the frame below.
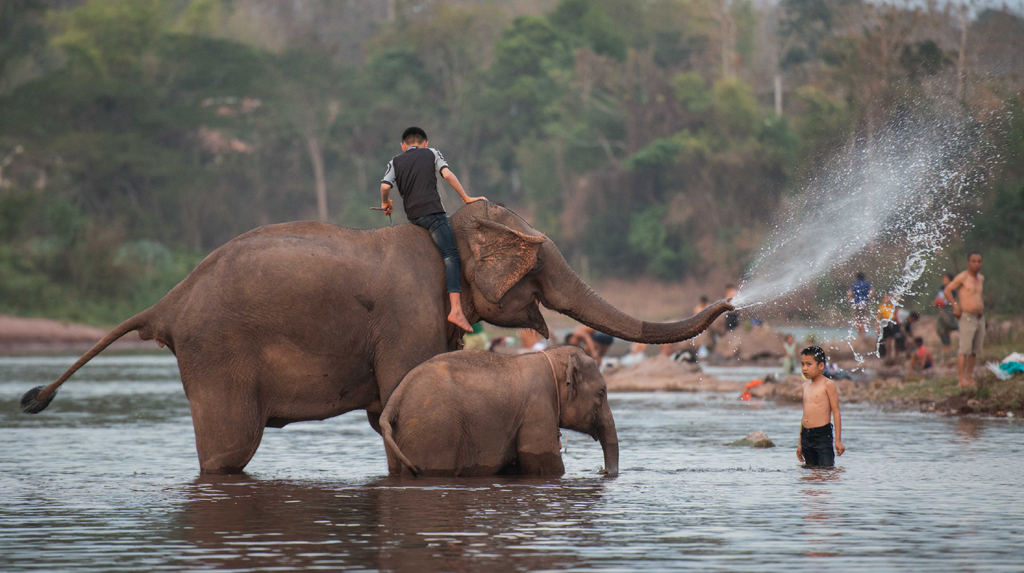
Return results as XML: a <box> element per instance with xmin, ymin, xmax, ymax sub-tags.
<box><xmin>538</xmin><ymin>350</ymin><xmax>560</xmax><ymax>426</ymax></box>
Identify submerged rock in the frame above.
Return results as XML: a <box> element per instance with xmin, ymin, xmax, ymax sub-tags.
<box><xmin>727</xmin><ymin>430</ymin><xmax>776</xmax><ymax>448</ymax></box>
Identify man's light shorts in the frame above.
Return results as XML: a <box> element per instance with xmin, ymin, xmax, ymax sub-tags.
<box><xmin>959</xmin><ymin>313</ymin><xmax>985</xmax><ymax>356</ymax></box>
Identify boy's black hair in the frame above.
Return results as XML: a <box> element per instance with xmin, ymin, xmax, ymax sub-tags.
<box><xmin>800</xmin><ymin>346</ymin><xmax>826</xmax><ymax>366</ymax></box>
<box><xmin>856</xmin><ymin>271</ymin><xmax>865</xmax><ymax>280</ymax></box>
<box><xmin>914</xmin><ymin>336</ymin><xmax>924</xmax><ymax>346</ymax></box>
<box><xmin>699</xmin><ymin>295</ymin><xmax>709</xmax><ymax>303</ymax></box>
<box><xmin>944</xmin><ymin>272</ymin><xmax>955</xmax><ymax>280</ymax></box>
<box><xmin>909</xmin><ymin>311</ymin><xmax>920</xmax><ymax>320</ymax></box>
<box><xmin>968</xmin><ymin>252</ymin><xmax>982</xmax><ymax>259</ymax></box>
<box><xmin>402</xmin><ymin>126</ymin><xmax>428</xmax><ymax>144</ymax></box>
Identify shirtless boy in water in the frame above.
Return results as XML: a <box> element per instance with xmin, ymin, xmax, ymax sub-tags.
<box><xmin>944</xmin><ymin>253</ymin><xmax>985</xmax><ymax>387</ymax></box>
<box><xmin>797</xmin><ymin>346</ymin><xmax>845</xmax><ymax>467</ymax></box>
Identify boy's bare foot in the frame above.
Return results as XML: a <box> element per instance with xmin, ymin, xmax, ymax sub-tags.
<box><xmin>448</xmin><ymin>309</ymin><xmax>473</xmax><ymax>332</ymax></box>
<box><xmin>957</xmin><ymin>380</ymin><xmax>977</xmax><ymax>388</ymax></box>
<box><xmin>447</xmin><ymin>293</ymin><xmax>473</xmax><ymax>331</ymax></box>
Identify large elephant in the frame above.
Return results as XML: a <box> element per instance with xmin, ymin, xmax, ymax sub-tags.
<box><xmin>22</xmin><ymin>201</ymin><xmax>731</xmax><ymax>473</ymax></box>
<box><xmin>381</xmin><ymin>346</ymin><xmax>616</xmax><ymax>477</ymax></box>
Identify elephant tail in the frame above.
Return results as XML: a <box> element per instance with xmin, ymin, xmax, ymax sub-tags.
<box><xmin>380</xmin><ymin>411</ymin><xmax>423</xmax><ymax>478</ymax></box>
<box><xmin>20</xmin><ymin>311</ymin><xmax>152</xmax><ymax>414</ymax></box>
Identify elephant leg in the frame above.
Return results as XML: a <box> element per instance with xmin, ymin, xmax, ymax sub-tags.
<box><xmin>183</xmin><ymin>368</ymin><xmax>265</xmax><ymax>474</ymax></box>
<box><xmin>515</xmin><ymin>424</ymin><xmax>565</xmax><ymax>476</ymax></box>
<box><xmin>373</xmin><ymin>326</ymin><xmax>448</xmax><ymax>408</ymax></box>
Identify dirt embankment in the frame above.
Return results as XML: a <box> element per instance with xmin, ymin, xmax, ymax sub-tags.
<box><xmin>749</xmin><ymin>374</ymin><xmax>1024</xmax><ymax>418</ymax></box>
<box><xmin>0</xmin><ymin>315</ymin><xmax>158</xmax><ymax>354</ymax></box>
<box><xmin>603</xmin><ymin>357</ymin><xmax>745</xmax><ymax>393</ymax></box>
<box><xmin>599</xmin><ymin>318</ymin><xmax>1023</xmax><ymax>418</ymax></box>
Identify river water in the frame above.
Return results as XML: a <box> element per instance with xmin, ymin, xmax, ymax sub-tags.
<box><xmin>2</xmin><ymin>354</ymin><xmax>1022</xmax><ymax>571</ymax></box>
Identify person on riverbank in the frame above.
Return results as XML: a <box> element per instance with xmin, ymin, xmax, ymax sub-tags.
<box><xmin>782</xmin><ymin>334</ymin><xmax>797</xmax><ymax>375</ymax></box>
<box><xmin>724</xmin><ymin>285</ymin><xmax>740</xmax><ymax>331</ymax></box>
<box><xmin>933</xmin><ymin>273</ymin><xmax>959</xmax><ymax>356</ymax></box>
<box><xmin>907</xmin><ymin>336</ymin><xmax>933</xmax><ymax>376</ymax></box>
<box><xmin>876</xmin><ymin>294</ymin><xmax>900</xmax><ymax>359</ymax></box>
<box><xmin>944</xmin><ymin>253</ymin><xmax>985</xmax><ymax>387</ymax></box>
<box><xmin>520</xmin><ymin>328</ymin><xmax>551</xmax><ymax>352</ymax></box>
<box><xmin>848</xmin><ymin>272</ymin><xmax>874</xmax><ymax>338</ymax></box>
<box><xmin>380</xmin><ymin>126</ymin><xmax>486</xmax><ymax>331</ymax></box>
<box><xmin>797</xmin><ymin>346</ymin><xmax>844</xmax><ymax>468</ymax></box>
<box><xmin>662</xmin><ymin>295</ymin><xmax>711</xmax><ymax>357</ymax></box>
<box><xmin>565</xmin><ymin>325</ymin><xmax>614</xmax><ymax>362</ymax></box>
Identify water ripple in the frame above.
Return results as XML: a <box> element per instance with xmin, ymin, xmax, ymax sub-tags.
<box><xmin>1</xmin><ymin>355</ymin><xmax>1023</xmax><ymax>571</ymax></box>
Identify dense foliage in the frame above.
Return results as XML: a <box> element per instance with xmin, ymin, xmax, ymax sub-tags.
<box><xmin>0</xmin><ymin>0</ymin><xmax>1021</xmax><ymax>324</ymax></box>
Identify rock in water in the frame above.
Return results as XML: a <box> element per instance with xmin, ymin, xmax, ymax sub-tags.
<box><xmin>726</xmin><ymin>430</ymin><xmax>775</xmax><ymax>448</ymax></box>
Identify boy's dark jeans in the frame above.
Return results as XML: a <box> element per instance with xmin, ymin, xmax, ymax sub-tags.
<box><xmin>801</xmin><ymin>423</ymin><xmax>835</xmax><ymax>467</ymax></box>
<box><xmin>410</xmin><ymin>212</ymin><xmax>461</xmax><ymax>294</ymax></box>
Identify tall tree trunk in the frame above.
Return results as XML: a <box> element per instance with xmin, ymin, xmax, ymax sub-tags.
<box><xmin>307</xmin><ymin>136</ymin><xmax>328</xmax><ymax>222</ymax></box>
<box><xmin>956</xmin><ymin>5</ymin><xmax>968</xmax><ymax>102</ymax></box>
<box><xmin>774</xmin><ymin>74</ymin><xmax>783</xmax><ymax>116</ymax></box>
<box><xmin>719</xmin><ymin>0</ymin><xmax>735</xmax><ymax>79</ymax></box>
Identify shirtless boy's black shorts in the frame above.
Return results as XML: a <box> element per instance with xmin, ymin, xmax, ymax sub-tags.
<box><xmin>801</xmin><ymin>423</ymin><xmax>835</xmax><ymax>467</ymax></box>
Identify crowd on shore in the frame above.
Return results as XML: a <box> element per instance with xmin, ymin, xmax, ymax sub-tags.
<box><xmin>464</xmin><ymin>257</ymin><xmax>1021</xmax><ymax>418</ymax></box>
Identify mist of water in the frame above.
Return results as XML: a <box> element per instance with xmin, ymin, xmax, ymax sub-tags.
<box><xmin>733</xmin><ymin>110</ymin><xmax>999</xmax><ymax>340</ymax></box>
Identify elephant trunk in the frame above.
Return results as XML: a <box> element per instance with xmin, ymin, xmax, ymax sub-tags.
<box><xmin>597</xmin><ymin>404</ymin><xmax>619</xmax><ymax>476</ymax></box>
<box><xmin>539</xmin><ymin>246</ymin><xmax>732</xmax><ymax>344</ymax></box>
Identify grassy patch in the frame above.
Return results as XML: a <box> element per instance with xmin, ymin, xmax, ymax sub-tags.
<box><xmin>871</xmin><ymin>377</ymin><xmax>962</xmax><ymax>403</ymax></box>
<box><xmin>930</xmin><ymin>376</ymin><xmax>1024</xmax><ymax>415</ymax></box>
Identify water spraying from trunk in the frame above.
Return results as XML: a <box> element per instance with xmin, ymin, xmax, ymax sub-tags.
<box><xmin>732</xmin><ymin>106</ymin><xmax>1001</xmax><ymax>359</ymax></box>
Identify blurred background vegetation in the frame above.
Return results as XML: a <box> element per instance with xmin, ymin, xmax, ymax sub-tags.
<box><xmin>0</xmin><ymin>0</ymin><xmax>1021</xmax><ymax>325</ymax></box>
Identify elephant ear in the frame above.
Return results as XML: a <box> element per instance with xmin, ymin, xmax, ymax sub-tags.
<box><xmin>564</xmin><ymin>351</ymin><xmax>586</xmax><ymax>403</ymax></box>
<box><xmin>468</xmin><ymin>218</ymin><xmax>547</xmax><ymax>304</ymax></box>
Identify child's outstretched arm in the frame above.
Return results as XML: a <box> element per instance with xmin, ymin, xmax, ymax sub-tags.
<box><xmin>827</xmin><ymin>380</ymin><xmax>844</xmax><ymax>455</ymax></box>
<box><xmin>442</xmin><ymin>169</ymin><xmax>486</xmax><ymax>204</ymax></box>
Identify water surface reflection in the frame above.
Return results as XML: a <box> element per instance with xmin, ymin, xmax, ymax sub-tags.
<box><xmin>179</xmin><ymin>476</ymin><xmax>607</xmax><ymax>572</ymax></box>
<box><xmin>2</xmin><ymin>354</ymin><xmax>1023</xmax><ymax>571</ymax></box>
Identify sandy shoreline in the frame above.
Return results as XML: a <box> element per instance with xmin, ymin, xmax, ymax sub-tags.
<box><xmin>0</xmin><ymin>315</ymin><xmax>159</xmax><ymax>354</ymax></box>
<box><xmin>601</xmin><ymin>355</ymin><xmax>1023</xmax><ymax>419</ymax></box>
<box><xmin>3</xmin><ymin>313</ymin><xmax>1019</xmax><ymax>418</ymax></box>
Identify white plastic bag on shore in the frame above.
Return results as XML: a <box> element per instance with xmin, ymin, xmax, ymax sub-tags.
<box><xmin>1001</xmin><ymin>352</ymin><xmax>1024</xmax><ymax>364</ymax></box>
<box><xmin>987</xmin><ymin>362</ymin><xmax>1013</xmax><ymax>380</ymax></box>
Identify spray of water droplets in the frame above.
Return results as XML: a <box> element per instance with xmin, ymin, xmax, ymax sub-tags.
<box><xmin>732</xmin><ymin>110</ymin><xmax>1000</xmax><ymax>357</ymax></box>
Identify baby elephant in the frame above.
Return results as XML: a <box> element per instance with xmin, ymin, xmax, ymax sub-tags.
<box><xmin>380</xmin><ymin>346</ymin><xmax>618</xmax><ymax>477</ymax></box>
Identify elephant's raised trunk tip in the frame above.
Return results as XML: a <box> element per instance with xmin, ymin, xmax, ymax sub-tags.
<box><xmin>637</xmin><ymin>298</ymin><xmax>734</xmax><ymax>344</ymax></box>
<box><xmin>540</xmin><ymin>246</ymin><xmax>733</xmax><ymax>344</ymax></box>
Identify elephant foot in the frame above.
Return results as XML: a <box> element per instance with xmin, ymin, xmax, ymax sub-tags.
<box><xmin>198</xmin><ymin>465</ymin><xmax>249</xmax><ymax>475</ymax></box>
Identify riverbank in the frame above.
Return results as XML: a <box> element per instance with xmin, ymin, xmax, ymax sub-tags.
<box><xmin>600</xmin><ymin>353</ymin><xmax>1024</xmax><ymax>418</ymax></box>
<box><xmin>749</xmin><ymin>374</ymin><xmax>1024</xmax><ymax>418</ymax></box>
<box><xmin>5</xmin><ymin>310</ymin><xmax>1020</xmax><ymax>418</ymax></box>
<box><xmin>0</xmin><ymin>314</ymin><xmax>158</xmax><ymax>354</ymax></box>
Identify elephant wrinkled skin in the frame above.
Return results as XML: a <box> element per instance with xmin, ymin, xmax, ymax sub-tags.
<box><xmin>22</xmin><ymin>201</ymin><xmax>731</xmax><ymax>473</ymax></box>
<box><xmin>381</xmin><ymin>347</ymin><xmax>617</xmax><ymax>477</ymax></box>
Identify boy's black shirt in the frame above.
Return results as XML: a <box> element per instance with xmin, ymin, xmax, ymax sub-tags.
<box><xmin>381</xmin><ymin>146</ymin><xmax>450</xmax><ymax>219</ymax></box>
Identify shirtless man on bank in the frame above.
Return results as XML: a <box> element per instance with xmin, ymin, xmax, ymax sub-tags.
<box><xmin>944</xmin><ymin>253</ymin><xmax>985</xmax><ymax>387</ymax></box>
